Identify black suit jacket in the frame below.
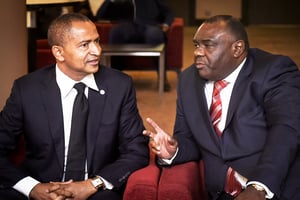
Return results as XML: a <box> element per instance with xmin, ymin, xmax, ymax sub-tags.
<box><xmin>172</xmin><ymin>48</ymin><xmax>300</xmax><ymax>200</ymax></box>
<box><xmin>0</xmin><ymin>65</ymin><xmax>149</xmax><ymax>191</ymax></box>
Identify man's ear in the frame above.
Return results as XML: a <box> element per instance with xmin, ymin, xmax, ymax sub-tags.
<box><xmin>52</xmin><ymin>45</ymin><xmax>64</xmax><ymax>61</ymax></box>
<box><xmin>232</xmin><ymin>40</ymin><xmax>245</xmax><ymax>57</ymax></box>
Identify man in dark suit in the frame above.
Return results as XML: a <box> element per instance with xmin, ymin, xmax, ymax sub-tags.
<box><xmin>143</xmin><ymin>15</ymin><xmax>300</xmax><ymax>200</ymax></box>
<box><xmin>0</xmin><ymin>13</ymin><xmax>149</xmax><ymax>200</ymax></box>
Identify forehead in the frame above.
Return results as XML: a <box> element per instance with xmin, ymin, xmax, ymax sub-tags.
<box><xmin>64</xmin><ymin>21</ymin><xmax>98</xmax><ymax>42</ymax></box>
<box><xmin>70</xmin><ymin>21</ymin><xmax>97</xmax><ymax>35</ymax></box>
<box><xmin>193</xmin><ymin>21</ymin><xmax>229</xmax><ymax>42</ymax></box>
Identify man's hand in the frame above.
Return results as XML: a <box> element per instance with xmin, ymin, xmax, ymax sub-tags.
<box><xmin>29</xmin><ymin>182</ymin><xmax>68</xmax><ymax>200</ymax></box>
<box><xmin>51</xmin><ymin>179</ymin><xmax>97</xmax><ymax>200</ymax></box>
<box><xmin>235</xmin><ymin>185</ymin><xmax>266</xmax><ymax>200</ymax></box>
<box><xmin>143</xmin><ymin>117</ymin><xmax>178</xmax><ymax>159</ymax></box>
<box><xmin>160</xmin><ymin>24</ymin><xmax>169</xmax><ymax>32</ymax></box>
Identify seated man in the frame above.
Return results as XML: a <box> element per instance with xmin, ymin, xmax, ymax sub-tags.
<box><xmin>0</xmin><ymin>13</ymin><xmax>149</xmax><ymax>200</ymax></box>
<box><xmin>96</xmin><ymin>0</ymin><xmax>174</xmax><ymax>91</ymax></box>
<box><xmin>144</xmin><ymin>15</ymin><xmax>300</xmax><ymax>200</ymax></box>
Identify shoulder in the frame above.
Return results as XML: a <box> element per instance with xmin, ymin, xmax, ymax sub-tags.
<box><xmin>248</xmin><ymin>48</ymin><xmax>296</xmax><ymax>67</ymax></box>
<box><xmin>94</xmin><ymin>65</ymin><xmax>134</xmax><ymax>90</ymax></box>
<box><xmin>14</xmin><ymin>65</ymin><xmax>55</xmax><ymax>87</ymax></box>
<box><xmin>179</xmin><ymin>64</ymin><xmax>201</xmax><ymax>82</ymax></box>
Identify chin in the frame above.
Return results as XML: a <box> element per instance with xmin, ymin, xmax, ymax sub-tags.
<box><xmin>87</xmin><ymin>65</ymin><xmax>99</xmax><ymax>72</ymax></box>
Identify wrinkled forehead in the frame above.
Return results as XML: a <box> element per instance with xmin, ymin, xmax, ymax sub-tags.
<box><xmin>193</xmin><ymin>21</ymin><xmax>231</xmax><ymax>42</ymax></box>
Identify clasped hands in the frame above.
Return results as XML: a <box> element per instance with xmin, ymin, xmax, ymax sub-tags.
<box><xmin>29</xmin><ymin>179</ymin><xmax>97</xmax><ymax>200</ymax></box>
<box><xmin>143</xmin><ymin>117</ymin><xmax>178</xmax><ymax>160</ymax></box>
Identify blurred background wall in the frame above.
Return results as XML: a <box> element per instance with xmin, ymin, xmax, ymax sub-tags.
<box><xmin>0</xmin><ymin>0</ymin><xmax>27</xmax><ymax>109</ymax></box>
<box><xmin>165</xmin><ymin>0</ymin><xmax>300</xmax><ymax>26</ymax></box>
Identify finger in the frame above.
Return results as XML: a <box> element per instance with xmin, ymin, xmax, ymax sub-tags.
<box><xmin>46</xmin><ymin>184</ymin><xmax>60</xmax><ymax>193</ymax></box>
<box><xmin>150</xmin><ymin>145</ymin><xmax>161</xmax><ymax>154</ymax></box>
<box><xmin>150</xmin><ymin>140</ymin><xmax>161</xmax><ymax>151</ymax></box>
<box><xmin>146</xmin><ymin>117</ymin><xmax>162</xmax><ymax>132</ymax></box>
<box><xmin>142</xmin><ymin>130</ymin><xmax>154</xmax><ymax>137</ymax></box>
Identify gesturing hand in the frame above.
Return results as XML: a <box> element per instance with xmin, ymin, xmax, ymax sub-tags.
<box><xmin>143</xmin><ymin>117</ymin><xmax>178</xmax><ymax>159</ymax></box>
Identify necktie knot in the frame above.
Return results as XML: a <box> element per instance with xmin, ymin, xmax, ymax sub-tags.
<box><xmin>74</xmin><ymin>82</ymin><xmax>86</xmax><ymax>94</ymax></box>
<box><xmin>212</xmin><ymin>80</ymin><xmax>228</xmax><ymax>96</ymax></box>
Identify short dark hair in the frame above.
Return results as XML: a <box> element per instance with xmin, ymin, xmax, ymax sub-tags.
<box><xmin>47</xmin><ymin>13</ymin><xmax>91</xmax><ymax>47</ymax></box>
<box><xmin>204</xmin><ymin>15</ymin><xmax>249</xmax><ymax>49</ymax></box>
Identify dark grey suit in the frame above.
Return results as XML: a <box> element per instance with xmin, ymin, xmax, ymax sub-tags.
<box><xmin>171</xmin><ymin>48</ymin><xmax>300</xmax><ymax>200</ymax></box>
<box><xmin>0</xmin><ymin>65</ymin><xmax>149</xmax><ymax>199</ymax></box>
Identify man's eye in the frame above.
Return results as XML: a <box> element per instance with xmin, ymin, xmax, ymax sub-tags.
<box><xmin>194</xmin><ymin>43</ymin><xmax>200</xmax><ymax>48</ymax></box>
<box><xmin>204</xmin><ymin>42</ymin><xmax>215</xmax><ymax>47</ymax></box>
<box><xmin>95</xmin><ymin>38</ymin><xmax>100</xmax><ymax>44</ymax></box>
<box><xmin>81</xmin><ymin>43</ymin><xmax>88</xmax><ymax>47</ymax></box>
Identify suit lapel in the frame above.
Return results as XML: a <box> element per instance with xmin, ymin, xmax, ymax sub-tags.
<box><xmin>86</xmin><ymin>73</ymin><xmax>106</xmax><ymax>170</ymax></box>
<box><xmin>40</xmin><ymin>67</ymin><xmax>65</xmax><ymax>170</ymax></box>
<box><xmin>225</xmin><ymin>56</ymin><xmax>253</xmax><ymax>129</ymax></box>
<box><xmin>186</xmin><ymin>67</ymin><xmax>221</xmax><ymax>152</ymax></box>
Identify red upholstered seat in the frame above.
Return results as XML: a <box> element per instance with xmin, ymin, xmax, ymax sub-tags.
<box><xmin>35</xmin><ymin>40</ymin><xmax>55</xmax><ymax>69</ymax></box>
<box><xmin>158</xmin><ymin>161</ymin><xmax>208</xmax><ymax>200</ymax></box>
<box><xmin>123</xmin><ymin>152</ymin><xmax>161</xmax><ymax>200</ymax></box>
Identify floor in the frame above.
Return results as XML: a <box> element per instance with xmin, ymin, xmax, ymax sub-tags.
<box><xmin>122</xmin><ymin>25</ymin><xmax>300</xmax><ymax>134</ymax></box>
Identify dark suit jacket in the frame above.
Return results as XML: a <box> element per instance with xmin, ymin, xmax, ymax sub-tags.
<box><xmin>0</xmin><ymin>65</ymin><xmax>149</xmax><ymax>191</ymax></box>
<box><xmin>172</xmin><ymin>48</ymin><xmax>300</xmax><ymax>200</ymax></box>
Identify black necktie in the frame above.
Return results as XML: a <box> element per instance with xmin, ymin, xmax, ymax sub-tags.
<box><xmin>65</xmin><ymin>82</ymin><xmax>88</xmax><ymax>181</ymax></box>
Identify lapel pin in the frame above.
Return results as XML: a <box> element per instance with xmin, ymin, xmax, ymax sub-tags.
<box><xmin>100</xmin><ymin>89</ymin><xmax>105</xmax><ymax>95</ymax></box>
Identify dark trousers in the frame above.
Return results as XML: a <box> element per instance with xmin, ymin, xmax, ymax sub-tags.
<box><xmin>109</xmin><ymin>22</ymin><xmax>165</xmax><ymax>45</ymax></box>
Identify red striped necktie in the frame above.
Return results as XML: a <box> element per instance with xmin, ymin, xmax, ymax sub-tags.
<box><xmin>210</xmin><ymin>80</ymin><xmax>228</xmax><ymax>137</ymax></box>
<box><xmin>210</xmin><ymin>81</ymin><xmax>245</xmax><ymax>197</ymax></box>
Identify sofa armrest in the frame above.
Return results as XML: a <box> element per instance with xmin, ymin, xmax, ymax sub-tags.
<box><xmin>158</xmin><ymin>161</ymin><xmax>208</xmax><ymax>200</ymax></box>
<box><xmin>123</xmin><ymin>152</ymin><xmax>161</xmax><ymax>200</ymax></box>
<box><xmin>123</xmin><ymin>163</ymin><xmax>160</xmax><ymax>200</ymax></box>
<box><xmin>165</xmin><ymin>17</ymin><xmax>184</xmax><ymax>71</ymax></box>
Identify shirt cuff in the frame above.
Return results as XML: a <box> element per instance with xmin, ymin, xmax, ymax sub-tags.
<box><xmin>246</xmin><ymin>181</ymin><xmax>274</xmax><ymax>199</ymax></box>
<box><xmin>13</xmin><ymin>176</ymin><xmax>40</xmax><ymax>198</ymax></box>
<box><xmin>160</xmin><ymin>147</ymin><xmax>179</xmax><ymax>165</ymax></box>
<box><xmin>100</xmin><ymin>176</ymin><xmax>113</xmax><ymax>190</ymax></box>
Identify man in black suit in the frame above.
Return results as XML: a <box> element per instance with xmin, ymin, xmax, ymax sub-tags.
<box><xmin>143</xmin><ymin>15</ymin><xmax>300</xmax><ymax>200</ymax></box>
<box><xmin>0</xmin><ymin>13</ymin><xmax>149</xmax><ymax>200</ymax></box>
